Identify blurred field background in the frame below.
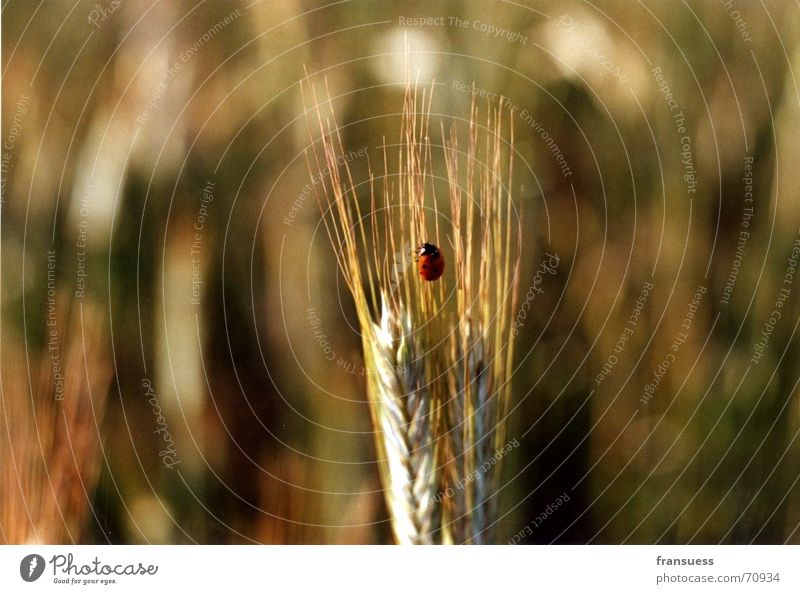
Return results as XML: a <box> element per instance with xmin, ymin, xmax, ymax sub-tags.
<box><xmin>2</xmin><ymin>0</ymin><xmax>799</xmax><ymax>544</ymax></box>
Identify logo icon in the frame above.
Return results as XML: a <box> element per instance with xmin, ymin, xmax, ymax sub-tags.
<box><xmin>20</xmin><ymin>554</ymin><xmax>45</xmax><ymax>582</ymax></box>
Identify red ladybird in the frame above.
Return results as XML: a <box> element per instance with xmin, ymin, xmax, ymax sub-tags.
<box><xmin>417</xmin><ymin>242</ymin><xmax>444</xmax><ymax>281</ymax></box>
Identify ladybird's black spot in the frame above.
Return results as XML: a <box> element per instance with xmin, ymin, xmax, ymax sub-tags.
<box><xmin>422</xmin><ymin>264</ymin><xmax>428</xmax><ymax>268</ymax></box>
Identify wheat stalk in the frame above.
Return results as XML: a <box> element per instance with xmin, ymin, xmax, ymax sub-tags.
<box><xmin>1</xmin><ymin>298</ymin><xmax>112</xmax><ymax>543</ymax></box>
<box><xmin>303</xmin><ymin>73</ymin><xmax>520</xmax><ymax>544</ymax></box>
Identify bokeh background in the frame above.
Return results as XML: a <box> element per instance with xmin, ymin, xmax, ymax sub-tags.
<box><xmin>2</xmin><ymin>0</ymin><xmax>799</xmax><ymax>544</ymax></box>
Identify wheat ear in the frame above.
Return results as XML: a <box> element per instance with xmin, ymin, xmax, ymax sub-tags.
<box><xmin>363</xmin><ymin>297</ymin><xmax>437</xmax><ymax>543</ymax></box>
<box><xmin>303</xmin><ymin>71</ymin><xmax>521</xmax><ymax>544</ymax></box>
<box><xmin>303</xmin><ymin>76</ymin><xmax>442</xmax><ymax>544</ymax></box>
<box><xmin>441</xmin><ymin>98</ymin><xmax>522</xmax><ymax>544</ymax></box>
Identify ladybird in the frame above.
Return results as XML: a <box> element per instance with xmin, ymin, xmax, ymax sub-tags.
<box><xmin>417</xmin><ymin>242</ymin><xmax>445</xmax><ymax>281</ymax></box>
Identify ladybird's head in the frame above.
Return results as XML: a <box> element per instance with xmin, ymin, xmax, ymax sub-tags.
<box><xmin>418</xmin><ymin>242</ymin><xmax>440</xmax><ymax>257</ymax></box>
